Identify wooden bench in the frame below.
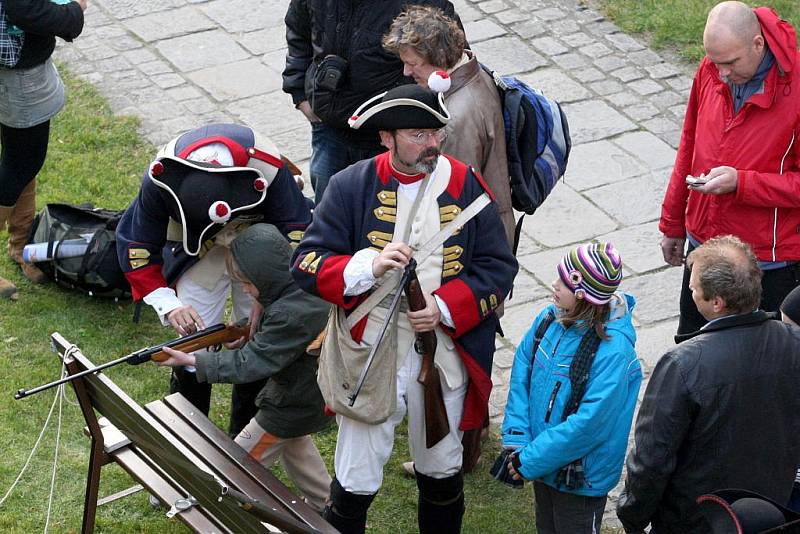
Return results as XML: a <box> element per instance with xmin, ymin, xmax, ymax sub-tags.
<box><xmin>52</xmin><ymin>332</ymin><xmax>336</xmax><ymax>534</ymax></box>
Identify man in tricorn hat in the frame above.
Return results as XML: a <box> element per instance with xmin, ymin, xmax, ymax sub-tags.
<box><xmin>291</xmin><ymin>85</ymin><xmax>517</xmax><ymax>533</ymax></box>
<box><xmin>116</xmin><ymin>123</ymin><xmax>312</xmax><ymax>436</ymax></box>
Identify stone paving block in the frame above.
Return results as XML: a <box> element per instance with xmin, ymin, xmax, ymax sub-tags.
<box><xmin>520</xmin><ymin>183</ymin><xmax>617</xmax><ymax>247</ymax></box>
<box><xmin>594</xmin><ymin>54</ymin><xmax>627</xmax><ymax>72</ymax></box>
<box><xmin>492</xmin><ymin>345</ymin><xmax>516</xmax><ymax>371</ymax></box>
<box><xmin>97</xmin><ymin>0</ymin><xmax>184</xmax><ymax>19</ymax></box>
<box><xmin>511</xmin><ymin>20</ymin><xmax>547</xmax><ymax>39</ymax></box>
<box><xmin>123</xmin><ymin>6</ymin><xmax>215</xmax><ymax>42</ymax></box>
<box><xmin>530</xmin><ymin>36</ymin><xmax>568</xmax><ymax>56</ymax></box>
<box><xmin>666</xmin><ymin>76</ymin><xmax>693</xmax><ymax>92</ymax></box>
<box><xmin>627</xmin><ymin>48</ymin><xmax>665</xmax><ymax>66</ymax></box>
<box><xmin>201</xmin><ymin>0</ymin><xmax>286</xmax><ymax>33</ymax></box>
<box><xmin>514</xmin><ymin>232</ymin><xmax>543</xmax><ymax>257</ymax></box>
<box><xmin>237</xmin><ymin>29</ymin><xmax>288</xmax><ymax>55</ymax></box>
<box><xmin>642</xmin><ymin>116</ymin><xmax>681</xmax><ymax>135</ymax></box>
<box><xmin>590</xmin><ymin>79</ymin><xmax>623</xmax><ymax>96</ymax></box>
<box><xmin>83</xmin><ymin>5</ymin><xmax>113</xmax><ymax>26</ymax></box>
<box><xmin>226</xmin><ymin>91</ymin><xmax>308</xmax><ymax>137</ymax></box>
<box><xmin>501</xmin><ymin>297</ymin><xmax>548</xmax><ymax>347</ymax></box>
<box><xmin>151</xmin><ymin>73</ymin><xmax>186</xmax><ymax>89</ymax></box>
<box><xmin>470</xmin><ymin>37</ymin><xmax>546</xmax><ymax>75</ymax></box>
<box><xmin>549</xmin><ymin>19</ymin><xmax>580</xmax><ymax>35</ymax></box>
<box><xmin>532</xmin><ymin>6</ymin><xmax>567</xmax><ymax>21</ymax></box>
<box><xmin>261</xmin><ymin>49</ymin><xmax>287</xmax><ymax>73</ymax></box>
<box><xmin>518</xmin><ymin>68</ymin><xmax>591</xmax><ymax>103</ymax></box>
<box><xmin>634</xmin><ymin>319</ymin><xmax>679</xmax><ymax>372</ymax></box>
<box><xmin>478</xmin><ymin>0</ymin><xmax>509</xmax><ymax>14</ymax></box>
<box><xmin>138</xmin><ymin>60</ymin><xmax>173</xmax><ymax>76</ymax></box>
<box><xmin>629</xmin><ymin>78</ymin><xmax>665</xmax><ymax>96</ymax></box>
<box><xmin>623</xmin><ymin>267</ymin><xmax>683</xmax><ymax>324</ymax></box>
<box><xmin>611</xmin><ymin>66</ymin><xmax>645</xmax><ymax>83</ymax></box>
<box><xmin>81</xmin><ymin>46</ymin><xmax>118</xmax><ymax>62</ymax></box>
<box><xmin>584</xmin><ymin>169</ymin><xmax>669</xmax><ymax>226</ymax></box>
<box><xmin>182</xmin><ymin>96</ymin><xmax>219</xmax><ymax>115</ymax></box>
<box><xmin>166</xmin><ymin>85</ymin><xmax>204</xmax><ymax>102</ymax></box>
<box><xmin>623</xmin><ymin>102</ymin><xmax>660</xmax><ymax>121</ymax></box>
<box><xmin>645</xmin><ymin>62</ymin><xmax>682</xmax><ymax>79</ymax></box>
<box><xmin>271</xmin><ymin>125</ymin><xmax>314</xmax><ymax>163</ymax></box>
<box><xmin>156</xmin><ymin>30</ymin><xmax>248</xmax><ymax>72</ymax></box>
<box><xmin>456</xmin><ymin>4</ymin><xmax>482</xmax><ymax>23</ymax></box>
<box><xmin>494</xmin><ymin>9</ymin><xmax>528</xmax><ymax>25</ymax></box>
<box><xmin>597</xmin><ymin>221</ymin><xmax>664</xmax><ymax>275</ymax></box>
<box><xmin>614</xmin><ymin>131</ymin><xmax>676</xmax><ymax>170</ymax></box>
<box><xmin>123</xmin><ymin>47</ymin><xmax>158</xmax><ymax>65</ymax></box>
<box><xmin>565</xmin><ymin>140</ymin><xmax>648</xmax><ymax>191</ymax></box>
<box><xmin>188</xmin><ymin>58</ymin><xmax>282</xmax><ymax>102</ymax></box>
<box><xmin>649</xmin><ymin>90</ymin><xmax>685</xmax><ymax>109</ymax></box>
<box><xmin>574</xmin><ymin>67</ymin><xmax>605</xmax><ymax>83</ymax></box>
<box><xmin>507</xmin><ymin>269</ymin><xmax>550</xmax><ymax>307</ymax></box>
<box><xmin>464</xmin><ymin>19</ymin><xmax>506</xmax><ymax>43</ymax></box>
<box><xmin>579</xmin><ymin>41</ymin><xmax>612</xmax><ymax>58</ymax></box>
<box><xmin>94</xmin><ymin>55</ymin><xmax>133</xmax><ymax>73</ymax></box>
<box><xmin>605</xmin><ymin>32</ymin><xmax>645</xmax><ymax>52</ymax></box>
<box><xmin>606</xmin><ymin>91</ymin><xmax>641</xmax><ymax>108</ymax></box>
<box><xmin>561</xmin><ymin>32</ymin><xmax>595</xmax><ymax>48</ymax></box>
<box><xmin>669</xmin><ymin>104</ymin><xmax>686</xmax><ymax>120</ymax></box>
<box><xmin>109</xmin><ymin>35</ymin><xmax>143</xmax><ymax>51</ymax></box>
<box><xmin>551</xmin><ymin>52</ymin><xmax>587</xmax><ymax>69</ymax></box>
<box><xmin>562</xmin><ymin>99</ymin><xmax>637</xmax><ymax>144</ymax></box>
<box><xmin>518</xmin><ymin>244</ymin><xmax>573</xmax><ymax>286</ymax></box>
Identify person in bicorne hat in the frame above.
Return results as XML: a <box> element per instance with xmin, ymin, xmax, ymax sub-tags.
<box><xmin>116</xmin><ymin>123</ymin><xmax>312</xmax><ymax>437</ymax></box>
<box><xmin>291</xmin><ymin>84</ymin><xmax>517</xmax><ymax>533</ymax></box>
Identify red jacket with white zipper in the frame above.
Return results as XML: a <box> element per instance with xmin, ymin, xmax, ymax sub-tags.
<box><xmin>660</xmin><ymin>7</ymin><xmax>800</xmax><ymax>261</ymax></box>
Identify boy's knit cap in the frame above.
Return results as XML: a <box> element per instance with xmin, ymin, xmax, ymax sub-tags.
<box><xmin>557</xmin><ymin>242</ymin><xmax>623</xmax><ymax>305</ymax></box>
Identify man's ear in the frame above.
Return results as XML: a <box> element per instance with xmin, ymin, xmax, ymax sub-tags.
<box><xmin>379</xmin><ymin>130</ymin><xmax>394</xmax><ymax>151</ymax></box>
<box><xmin>753</xmin><ymin>33</ymin><xmax>765</xmax><ymax>52</ymax></box>
<box><xmin>712</xmin><ymin>295</ymin><xmax>727</xmax><ymax>314</ymax></box>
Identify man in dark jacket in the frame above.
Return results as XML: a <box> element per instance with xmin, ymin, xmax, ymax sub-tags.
<box><xmin>282</xmin><ymin>0</ymin><xmax>458</xmax><ymax>203</ymax></box>
<box><xmin>160</xmin><ymin>223</ymin><xmax>332</xmax><ymax>512</ymax></box>
<box><xmin>616</xmin><ymin>235</ymin><xmax>800</xmax><ymax>533</ymax></box>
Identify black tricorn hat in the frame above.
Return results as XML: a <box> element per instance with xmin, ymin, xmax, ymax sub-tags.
<box><xmin>697</xmin><ymin>489</ymin><xmax>800</xmax><ymax>534</ymax></box>
<box><xmin>348</xmin><ymin>84</ymin><xmax>450</xmax><ymax>131</ymax></box>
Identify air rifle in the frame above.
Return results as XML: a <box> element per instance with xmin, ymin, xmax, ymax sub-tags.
<box><xmin>404</xmin><ymin>265</ymin><xmax>450</xmax><ymax>449</ymax></box>
<box><xmin>14</xmin><ymin>321</ymin><xmax>249</xmax><ymax>400</ymax></box>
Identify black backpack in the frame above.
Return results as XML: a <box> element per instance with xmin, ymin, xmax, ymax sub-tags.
<box><xmin>26</xmin><ymin>203</ymin><xmax>130</xmax><ymax>299</ymax></box>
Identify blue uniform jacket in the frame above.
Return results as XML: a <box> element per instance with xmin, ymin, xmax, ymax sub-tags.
<box><xmin>502</xmin><ymin>294</ymin><xmax>642</xmax><ymax>496</ymax></box>
<box><xmin>291</xmin><ymin>152</ymin><xmax>518</xmax><ymax>430</ymax></box>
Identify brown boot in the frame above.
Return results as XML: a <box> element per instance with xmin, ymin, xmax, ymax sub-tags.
<box><xmin>7</xmin><ymin>180</ymin><xmax>46</xmax><ymax>284</ymax></box>
<box><xmin>0</xmin><ymin>205</ymin><xmax>18</xmax><ymax>299</ymax></box>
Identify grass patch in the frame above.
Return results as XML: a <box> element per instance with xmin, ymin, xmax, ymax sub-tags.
<box><xmin>0</xmin><ymin>68</ymin><xmax>542</xmax><ymax>531</ymax></box>
<box><xmin>598</xmin><ymin>0</ymin><xmax>800</xmax><ymax>62</ymax></box>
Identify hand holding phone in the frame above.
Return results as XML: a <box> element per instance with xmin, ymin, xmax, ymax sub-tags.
<box><xmin>685</xmin><ymin>175</ymin><xmax>708</xmax><ymax>187</ymax></box>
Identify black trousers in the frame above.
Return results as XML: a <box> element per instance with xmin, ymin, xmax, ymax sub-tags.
<box><xmin>0</xmin><ymin>121</ymin><xmax>50</xmax><ymax>206</ymax></box>
<box><xmin>533</xmin><ymin>481</ymin><xmax>607</xmax><ymax>534</ymax></box>
<box><xmin>677</xmin><ymin>244</ymin><xmax>800</xmax><ymax>335</ymax></box>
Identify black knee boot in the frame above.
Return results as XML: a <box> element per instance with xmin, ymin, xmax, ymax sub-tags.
<box><xmin>170</xmin><ymin>367</ymin><xmax>212</xmax><ymax>416</ymax></box>
<box><xmin>322</xmin><ymin>478</ymin><xmax>376</xmax><ymax>534</ymax></box>
<box><xmin>416</xmin><ymin>469</ymin><xmax>465</xmax><ymax>534</ymax></box>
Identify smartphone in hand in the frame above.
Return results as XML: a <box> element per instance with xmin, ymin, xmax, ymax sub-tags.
<box><xmin>685</xmin><ymin>175</ymin><xmax>708</xmax><ymax>187</ymax></box>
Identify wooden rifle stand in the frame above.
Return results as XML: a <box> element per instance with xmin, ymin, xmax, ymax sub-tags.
<box><xmin>52</xmin><ymin>333</ymin><xmax>336</xmax><ymax>534</ymax></box>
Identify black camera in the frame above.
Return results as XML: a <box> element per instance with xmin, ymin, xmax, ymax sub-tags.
<box><xmin>490</xmin><ymin>448</ymin><xmax>524</xmax><ymax>489</ymax></box>
<box><xmin>315</xmin><ymin>55</ymin><xmax>348</xmax><ymax>92</ymax></box>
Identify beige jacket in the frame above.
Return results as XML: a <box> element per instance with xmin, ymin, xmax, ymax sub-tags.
<box><xmin>443</xmin><ymin>51</ymin><xmax>514</xmax><ymax>246</ymax></box>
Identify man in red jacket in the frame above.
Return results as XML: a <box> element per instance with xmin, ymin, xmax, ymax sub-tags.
<box><xmin>659</xmin><ymin>1</ymin><xmax>800</xmax><ymax>334</ymax></box>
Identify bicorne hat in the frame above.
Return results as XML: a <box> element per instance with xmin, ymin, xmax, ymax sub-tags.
<box><xmin>697</xmin><ymin>489</ymin><xmax>800</xmax><ymax>534</ymax></box>
<box><xmin>147</xmin><ymin>123</ymin><xmax>284</xmax><ymax>256</ymax></box>
<box><xmin>348</xmin><ymin>84</ymin><xmax>450</xmax><ymax>131</ymax></box>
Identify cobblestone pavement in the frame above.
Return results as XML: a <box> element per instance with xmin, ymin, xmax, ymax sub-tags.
<box><xmin>56</xmin><ymin>0</ymin><xmax>692</xmax><ymax>526</ymax></box>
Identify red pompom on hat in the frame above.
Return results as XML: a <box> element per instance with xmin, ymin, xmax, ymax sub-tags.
<box><xmin>427</xmin><ymin>70</ymin><xmax>451</xmax><ymax>93</ymax></box>
<box><xmin>208</xmin><ymin>201</ymin><xmax>231</xmax><ymax>224</ymax></box>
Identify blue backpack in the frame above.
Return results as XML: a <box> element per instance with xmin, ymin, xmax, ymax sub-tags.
<box><xmin>482</xmin><ymin>65</ymin><xmax>571</xmax><ymax>250</ymax></box>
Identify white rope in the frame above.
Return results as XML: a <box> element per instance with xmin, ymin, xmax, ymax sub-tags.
<box><xmin>44</xmin><ymin>371</ymin><xmax>66</xmax><ymax>533</ymax></box>
<box><xmin>0</xmin><ymin>376</ymin><xmax>60</xmax><ymax>508</ymax></box>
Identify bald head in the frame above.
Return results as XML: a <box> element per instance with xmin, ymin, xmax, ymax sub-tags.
<box><xmin>702</xmin><ymin>2</ymin><xmax>765</xmax><ymax>85</ymax></box>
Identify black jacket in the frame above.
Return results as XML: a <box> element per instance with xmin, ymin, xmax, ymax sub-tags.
<box><xmin>5</xmin><ymin>0</ymin><xmax>84</xmax><ymax>69</ymax></box>
<box><xmin>282</xmin><ymin>0</ymin><xmax>457</xmax><ymax>135</ymax></box>
<box><xmin>616</xmin><ymin>311</ymin><xmax>800</xmax><ymax>533</ymax></box>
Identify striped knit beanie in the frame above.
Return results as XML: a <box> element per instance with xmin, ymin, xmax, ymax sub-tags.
<box><xmin>557</xmin><ymin>242</ymin><xmax>623</xmax><ymax>305</ymax></box>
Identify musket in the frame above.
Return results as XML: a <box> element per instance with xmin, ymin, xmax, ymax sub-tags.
<box><xmin>404</xmin><ymin>265</ymin><xmax>450</xmax><ymax>449</ymax></box>
<box><xmin>14</xmin><ymin>320</ymin><xmax>250</xmax><ymax>400</ymax></box>
<box><xmin>348</xmin><ymin>260</ymin><xmax>417</xmax><ymax>407</ymax></box>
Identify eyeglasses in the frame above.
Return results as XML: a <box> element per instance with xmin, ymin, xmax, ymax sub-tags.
<box><xmin>396</xmin><ymin>129</ymin><xmax>447</xmax><ymax>145</ymax></box>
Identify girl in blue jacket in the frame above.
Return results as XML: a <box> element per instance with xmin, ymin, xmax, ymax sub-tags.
<box><xmin>501</xmin><ymin>242</ymin><xmax>642</xmax><ymax>534</ymax></box>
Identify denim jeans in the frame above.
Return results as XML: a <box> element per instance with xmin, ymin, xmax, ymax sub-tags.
<box><xmin>310</xmin><ymin>122</ymin><xmax>384</xmax><ymax>204</ymax></box>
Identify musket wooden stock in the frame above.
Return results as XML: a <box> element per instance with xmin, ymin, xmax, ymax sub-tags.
<box><xmin>404</xmin><ymin>269</ymin><xmax>450</xmax><ymax>449</ymax></box>
<box><xmin>148</xmin><ymin>323</ymin><xmax>250</xmax><ymax>363</ymax></box>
